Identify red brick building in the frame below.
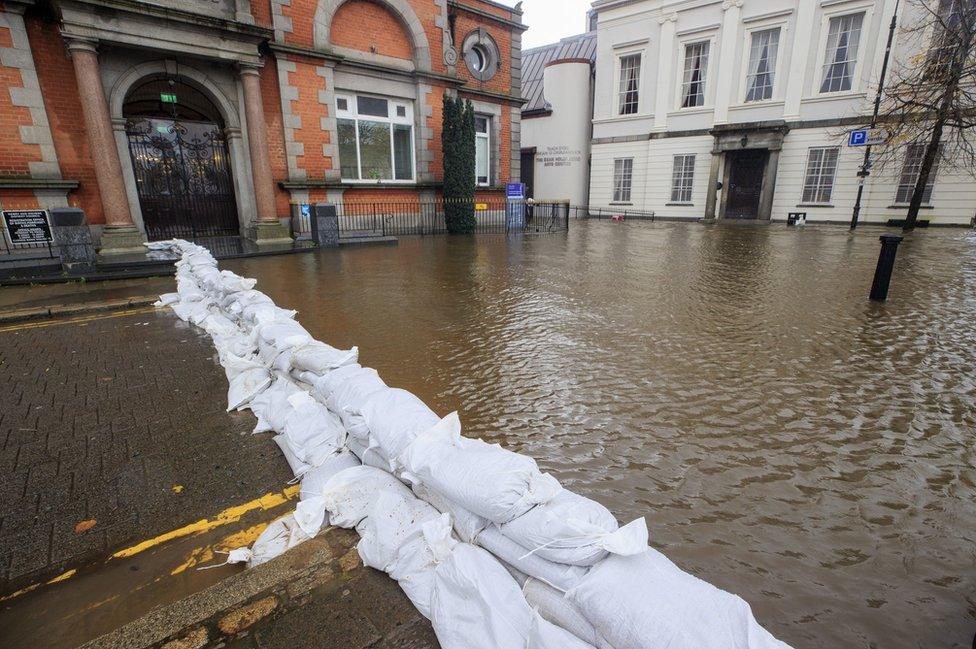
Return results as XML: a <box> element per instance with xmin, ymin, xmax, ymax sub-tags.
<box><xmin>0</xmin><ymin>0</ymin><xmax>524</xmax><ymax>252</ymax></box>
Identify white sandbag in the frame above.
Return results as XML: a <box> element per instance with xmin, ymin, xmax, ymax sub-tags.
<box><xmin>299</xmin><ymin>450</ymin><xmax>361</xmax><ymax>501</ymax></box>
<box><xmin>355</xmin><ymin>489</ymin><xmax>441</xmax><ymax>572</ymax></box>
<box><xmin>246</xmin><ymin>376</ymin><xmax>302</xmax><ymax>433</ymax></box>
<box><xmin>219</xmin><ymin>270</ymin><xmax>257</xmax><ymax>293</ymax></box>
<box><xmin>155</xmin><ymin>292</ymin><xmax>180</xmax><ymax>307</ymax></box>
<box><xmin>245</xmin><ymin>513</ymin><xmax>311</xmax><ymax>568</ymax></box>
<box><xmin>211</xmin><ymin>332</ymin><xmax>255</xmax><ymax>360</ymax></box>
<box><xmin>411</xmin><ymin>483</ymin><xmax>488</xmax><ymax>543</ymax></box>
<box><xmin>500</xmin><ymin>490</ymin><xmax>647</xmax><ymax>566</ymax></box>
<box><xmin>321</xmin><ymin>465</ymin><xmax>414</xmax><ymax>529</ymax></box>
<box><xmin>388</xmin><ymin>514</ymin><xmax>456</xmax><ymax>620</ymax></box>
<box><xmin>294</xmin><ymin>496</ymin><xmax>328</xmax><ymax>537</ymax></box>
<box><xmin>346</xmin><ymin>436</ymin><xmax>392</xmax><ymax>471</ymax></box>
<box><xmin>354</xmin><ymin>388</ymin><xmax>439</xmax><ymax>462</ymax></box>
<box><xmin>280</xmin><ymin>392</ymin><xmax>346</xmax><ymax>466</ymax></box>
<box><xmin>227</xmin><ymin>366</ymin><xmax>272</xmax><ymax>411</ymax></box>
<box><xmin>308</xmin><ymin>363</ymin><xmax>363</xmax><ymax>401</ymax></box>
<box><xmin>290</xmin><ymin>341</ymin><xmax>359</xmax><ymax>375</ymax></box>
<box><xmin>429</xmin><ymin>541</ymin><xmax>544</xmax><ymax>649</ymax></box>
<box><xmin>399</xmin><ymin>412</ymin><xmax>562</xmax><ymax>524</ymax></box>
<box><xmin>324</xmin><ymin>368</ymin><xmax>387</xmax><ymax>435</ymax></box>
<box><xmin>242</xmin><ymin>304</ymin><xmax>297</xmax><ymax>327</ymax></box>
<box><xmin>524</xmin><ymin>577</ymin><xmax>600</xmax><ymax>647</ymax></box>
<box><xmin>200</xmin><ymin>310</ymin><xmax>240</xmax><ymax>338</ymax></box>
<box><xmin>274</xmin><ymin>434</ymin><xmax>311</xmax><ymax>478</ymax></box>
<box><xmin>253</xmin><ymin>317</ymin><xmax>312</xmax><ymax>351</ymax></box>
<box><xmin>567</xmin><ymin>549</ymin><xmax>794</xmax><ymax>649</ymax></box>
<box><xmin>476</xmin><ymin>525</ymin><xmax>587</xmax><ymax>593</ymax></box>
<box><xmin>527</xmin><ymin>611</ymin><xmax>596</xmax><ymax>649</ymax></box>
<box><xmin>171</xmin><ymin>298</ymin><xmax>212</xmax><ymax>324</ymax></box>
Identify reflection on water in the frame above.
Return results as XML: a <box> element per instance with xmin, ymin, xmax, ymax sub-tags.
<box><xmin>227</xmin><ymin>221</ymin><xmax>976</xmax><ymax>649</ymax></box>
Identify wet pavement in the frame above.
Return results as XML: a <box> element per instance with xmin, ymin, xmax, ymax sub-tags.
<box><xmin>215</xmin><ymin>221</ymin><xmax>976</xmax><ymax>649</ymax></box>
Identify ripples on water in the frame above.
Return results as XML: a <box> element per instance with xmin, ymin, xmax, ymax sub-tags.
<box><xmin>228</xmin><ymin>221</ymin><xmax>976</xmax><ymax>649</ymax></box>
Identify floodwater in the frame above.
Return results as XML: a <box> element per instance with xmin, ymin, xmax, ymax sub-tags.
<box><xmin>227</xmin><ymin>220</ymin><xmax>976</xmax><ymax>649</ymax></box>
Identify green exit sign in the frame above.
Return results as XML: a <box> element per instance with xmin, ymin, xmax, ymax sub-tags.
<box><xmin>160</xmin><ymin>93</ymin><xmax>178</xmax><ymax>104</ymax></box>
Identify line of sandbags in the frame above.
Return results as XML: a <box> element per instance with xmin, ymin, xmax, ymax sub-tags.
<box><xmin>148</xmin><ymin>240</ymin><xmax>793</xmax><ymax>649</ymax></box>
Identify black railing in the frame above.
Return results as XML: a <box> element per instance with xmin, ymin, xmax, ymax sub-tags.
<box><xmin>290</xmin><ymin>200</ymin><xmax>570</xmax><ymax>239</ymax></box>
<box><xmin>577</xmin><ymin>206</ymin><xmax>656</xmax><ymax>221</ymax></box>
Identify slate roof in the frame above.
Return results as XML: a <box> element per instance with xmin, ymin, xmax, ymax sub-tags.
<box><xmin>521</xmin><ymin>31</ymin><xmax>597</xmax><ymax>114</ymax></box>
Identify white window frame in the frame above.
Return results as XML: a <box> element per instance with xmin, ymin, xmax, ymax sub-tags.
<box><xmin>335</xmin><ymin>93</ymin><xmax>416</xmax><ymax>184</ymax></box>
<box><xmin>612</xmin><ymin>158</ymin><xmax>634</xmax><ymax>203</ymax></box>
<box><xmin>475</xmin><ymin>114</ymin><xmax>491</xmax><ymax>187</ymax></box>
<box><xmin>676</xmin><ymin>37</ymin><xmax>714</xmax><ymax>110</ymax></box>
<box><xmin>801</xmin><ymin>146</ymin><xmax>841</xmax><ymax>205</ymax></box>
<box><xmin>813</xmin><ymin>7</ymin><xmax>871</xmax><ymax>97</ymax></box>
<box><xmin>742</xmin><ymin>26</ymin><xmax>783</xmax><ymax>104</ymax></box>
<box><xmin>894</xmin><ymin>143</ymin><xmax>939</xmax><ymax>205</ymax></box>
<box><xmin>670</xmin><ymin>154</ymin><xmax>696</xmax><ymax>204</ymax></box>
<box><xmin>615</xmin><ymin>51</ymin><xmax>643</xmax><ymax>116</ymax></box>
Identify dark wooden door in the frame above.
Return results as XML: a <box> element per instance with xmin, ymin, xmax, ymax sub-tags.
<box><xmin>520</xmin><ymin>149</ymin><xmax>535</xmax><ymax>199</ymax></box>
<box><xmin>725</xmin><ymin>150</ymin><xmax>768</xmax><ymax>220</ymax></box>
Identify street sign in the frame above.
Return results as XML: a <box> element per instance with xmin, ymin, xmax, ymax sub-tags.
<box><xmin>2</xmin><ymin>209</ymin><xmax>51</xmax><ymax>245</ymax></box>
<box><xmin>849</xmin><ymin>129</ymin><xmax>887</xmax><ymax>147</ymax></box>
<box><xmin>475</xmin><ymin>202</ymin><xmax>488</xmax><ymax>211</ymax></box>
<box><xmin>506</xmin><ymin>182</ymin><xmax>525</xmax><ymax>199</ymax></box>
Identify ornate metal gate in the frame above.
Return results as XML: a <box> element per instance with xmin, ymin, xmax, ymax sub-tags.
<box><xmin>126</xmin><ymin>118</ymin><xmax>239</xmax><ymax>240</ymax></box>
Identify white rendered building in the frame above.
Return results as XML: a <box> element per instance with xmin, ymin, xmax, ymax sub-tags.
<box><xmin>588</xmin><ymin>0</ymin><xmax>976</xmax><ymax>225</ymax></box>
<box><xmin>520</xmin><ymin>32</ymin><xmax>598</xmax><ymax>206</ymax></box>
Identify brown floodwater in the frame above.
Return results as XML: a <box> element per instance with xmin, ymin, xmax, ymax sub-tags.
<box><xmin>226</xmin><ymin>220</ymin><xmax>976</xmax><ymax>649</ymax></box>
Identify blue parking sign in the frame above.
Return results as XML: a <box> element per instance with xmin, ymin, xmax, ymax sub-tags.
<box><xmin>849</xmin><ymin>130</ymin><xmax>869</xmax><ymax>146</ymax></box>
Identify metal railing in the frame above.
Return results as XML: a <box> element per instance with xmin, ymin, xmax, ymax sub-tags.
<box><xmin>291</xmin><ymin>199</ymin><xmax>570</xmax><ymax>239</ymax></box>
<box><xmin>576</xmin><ymin>206</ymin><xmax>657</xmax><ymax>221</ymax></box>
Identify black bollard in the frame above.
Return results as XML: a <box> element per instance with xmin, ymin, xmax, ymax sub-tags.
<box><xmin>870</xmin><ymin>235</ymin><xmax>903</xmax><ymax>301</ymax></box>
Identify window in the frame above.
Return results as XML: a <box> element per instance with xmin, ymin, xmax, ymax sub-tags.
<box><xmin>618</xmin><ymin>54</ymin><xmax>641</xmax><ymax>115</ymax></box>
<box><xmin>928</xmin><ymin>0</ymin><xmax>964</xmax><ymax>75</ymax></box>
<box><xmin>462</xmin><ymin>31</ymin><xmax>500</xmax><ymax>82</ymax></box>
<box><xmin>801</xmin><ymin>147</ymin><xmax>840</xmax><ymax>204</ymax></box>
<box><xmin>681</xmin><ymin>41</ymin><xmax>710</xmax><ymax>108</ymax></box>
<box><xmin>820</xmin><ymin>13</ymin><xmax>864</xmax><ymax>93</ymax></box>
<box><xmin>895</xmin><ymin>143</ymin><xmax>939</xmax><ymax>204</ymax></box>
<box><xmin>670</xmin><ymin>155</ymin><xmax>696</xmax><ymax>203</ymax></box>
<box><xmin>745</xmin><ymin>28</ymin><xmax>780</xmax><ymax>102</ymax></box>
<box><xmin>612</xmin><ymin>158</ymin><xmax>633</xmax><ymax>203</ymax></box>
<box><xmin>475</xmin><ymin>115</ymin><xmax>491</xmax><ymax>186</ymax></box>
<box><xmin>336</xmin><ymin>94</ymin><xmax>414</xmax><ymax>182</ymax></box>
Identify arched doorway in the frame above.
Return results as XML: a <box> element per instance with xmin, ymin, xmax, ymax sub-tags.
<box><xmin>123</xmin><ymin>76</ymin><xmax>239</xmax><ymax>240</ymax></box>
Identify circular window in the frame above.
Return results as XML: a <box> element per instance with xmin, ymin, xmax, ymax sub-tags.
<box><xmin>462</xmin><ymin>30</ymin><xmax>500</xmax><ymax>81</ymax></box>
<box><xmin>465</xmin><ymin>45</ymin><xmax>489</xmax><ymax>73</ymax></box>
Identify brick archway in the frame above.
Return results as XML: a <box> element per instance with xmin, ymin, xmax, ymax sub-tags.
<box><xmin>314</xmin><ymin>0</ymin><xmax>432</xmax><ymax>71</ymax></box>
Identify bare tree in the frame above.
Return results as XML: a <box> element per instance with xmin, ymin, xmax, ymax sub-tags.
<box><xmin>872</xmin><ymin>0</ymin><xmax>976</xmax><ymax>231</ymax></box>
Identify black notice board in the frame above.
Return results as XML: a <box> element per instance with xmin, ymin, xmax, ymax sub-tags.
<box><xmin>3</xmin><ymin>210</ymin><xmax>52</xmax><ymax>245</ymax></box>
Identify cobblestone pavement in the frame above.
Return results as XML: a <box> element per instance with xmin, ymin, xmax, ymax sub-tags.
<box><xmin>0</xmin><ymin>308</ymin><xmax>293</xmax><ymax>594</ymax></box>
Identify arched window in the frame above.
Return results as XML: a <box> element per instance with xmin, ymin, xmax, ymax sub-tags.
<box><xmin>123</xmin><ymin>76</ymin><xmax>225</xmax><ymax>125</ymax></box>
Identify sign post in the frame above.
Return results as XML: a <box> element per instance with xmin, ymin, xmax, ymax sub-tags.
<box><xmin>2</xmin><ymin>209</ymin><xmax>52</xmax><ymax>246</ymax></box>
<box><xmin>505</xmin><ymin>182</ymin><xmax>525</xmax><ymax>232</ymax></box>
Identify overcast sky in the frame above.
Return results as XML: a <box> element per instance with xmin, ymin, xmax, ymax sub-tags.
<box><xmin>497</xmin><ymin>0</ymin><xmax>594</xmax><ymax>49</ymax></box>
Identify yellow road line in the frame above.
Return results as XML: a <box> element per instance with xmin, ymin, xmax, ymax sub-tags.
<box><xmin>0</xmin><ymin>485</ymin><xmax>299</xmax><ymax>603</ymax></box>
<box><xmin>0</xmin><ymin>306</ymin><xmax>158</xmax><ymax>334</ymax></box>
<box><xmin>111</xmin><ymin>485</ymin><xmax>299</xmax><ymax>559</ymax></box>
<box><xmin>0</xmin><ymin>569</ymin><xmax>77</xmax><ymax>603</ymax></box>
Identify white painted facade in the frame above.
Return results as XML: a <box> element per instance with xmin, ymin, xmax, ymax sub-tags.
<box><xmin>521</xmin><ymin>60</ymin><xmax>594</xmax><ymax>206</ymax></box>
<box><xmin>588</xmin><ymin>0</ymin><xmax>976</xmax><ymax>225</ymax></box>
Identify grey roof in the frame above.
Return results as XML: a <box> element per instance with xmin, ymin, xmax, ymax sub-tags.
<box><xmin>521</xmin><ymin>31</ymin><xmax>597</xmax><ymax>114</ymax></box>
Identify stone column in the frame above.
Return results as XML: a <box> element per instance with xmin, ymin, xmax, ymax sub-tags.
<box><xmin>239</xmin><ymin>62</ymin><xmax>291</xmax><ymax>245</ymax></box>
<box><xmin>713</xmin><ymin>0</ymin><xmax>743</xmax><ymax>125</ymax></box>
<box><xmin>66</xmin><ymin>38</ymin><xmax>145</xmax><ymax>254</ymax></box>
<box><xmin>758</xmin><ymin>148</ymin><xmax>781</xmax><ymax>221</ymax></box>
<box><xmin>783</xmin><ymin>1</ymin><xmax>816</xmax><ymax>118</ymax></box>
<box><xmin>653</xmin><ymin>13</ymin><xmax>677</xmax><ymax>132</ymax></box>
<box><xmin>704</xmin><ymin>149</ymin><xmax>722</xmax><ymax>220</ymax></box>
